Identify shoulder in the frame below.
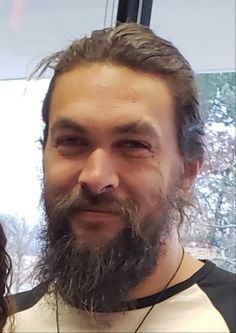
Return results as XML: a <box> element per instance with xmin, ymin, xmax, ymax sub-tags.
<box><xmin>198</xmin><ymin>261</ymin><xmax>235</xmax><ymax>293</ymax></box>
<box><xmin>197</xmin><ymin>261</ymin><xmax>236</xmax><ymax>332</ymax></box>
<box><xmin>4</xmin><ymin>285</ymin><xmax>57</xmax><ymax>333</ymax></box>
<box><xmin>8</xmin><ymin>283</ymin><xmax>48</xmax><ymax>315</ymax></box>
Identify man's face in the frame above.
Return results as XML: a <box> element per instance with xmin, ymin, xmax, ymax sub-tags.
<box><xmin>43</xmin><ymin>63</ymin><xmax>183</xmax><ymax>248</ymax></box>
<box><xmin>41</xmin><ymin>63</ymin><xmax>185</xmax><ymax>315</ymax></box>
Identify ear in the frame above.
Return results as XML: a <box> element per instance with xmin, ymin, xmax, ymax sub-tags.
<box><xmin>179</xmin><ymin>160</ymin><xmax>203</xmax><ymax>193</ymax></box>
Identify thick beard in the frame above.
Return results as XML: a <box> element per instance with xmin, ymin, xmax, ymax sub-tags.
<box><xmin>36</xmin><ymin>186</ymin><xmax>175</xmax><ymax>320</ymax></box>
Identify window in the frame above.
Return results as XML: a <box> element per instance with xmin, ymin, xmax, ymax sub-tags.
<box><xmin>0</xmin><ymin>1</ymin><xmax>235</xmax><ymax>293</ymax></box>
<box><xmin>0</xmin><ymin>0</ymin><xmax>118</xmax><ymax>293</ymax></box>
<box><xmin>182</xmin><ymin>72</ymin><xmax>235</xmax><ymax>273</ymax></box>
<box><xmin>150</xmin><ymin>0</ymin><xmax>235</xmax><ymax>273</ymax></box>
<box><xmin>0</xmin><ymin>79</ymin><xmax>47</xmax><ymax>292</ymax></box>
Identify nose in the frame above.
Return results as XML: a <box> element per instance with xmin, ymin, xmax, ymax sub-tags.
<box><xmin>78</xmin><ymin>148</ymin><xmax>119</xmax><ymax>194</ymax></box>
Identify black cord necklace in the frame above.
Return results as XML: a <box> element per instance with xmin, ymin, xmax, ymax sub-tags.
<box><xmin>56</xmin><ymin>247</ymin><xmax>185</xmax><ymax>333</ymax></box>
<box><xmin>133</xmin><ymin>246</ymin><xmax>185</xmax><ymax>332</ymax></box>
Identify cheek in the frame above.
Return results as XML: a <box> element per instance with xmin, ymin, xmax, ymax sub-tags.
<box><xmin>122</xmin><ymin>164</ymin><xmax>165</xmax><ymax>213</ymax></box>
<box><xmin>43</xmin><ymin>157</ymin><xmax>80</xmax><ymax>197</ymax></box>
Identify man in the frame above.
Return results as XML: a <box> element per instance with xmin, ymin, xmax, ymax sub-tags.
<box><xmin>5</xmin><ymin>23</ymin><xmax>235</xmax><ymax>332</ymax></box>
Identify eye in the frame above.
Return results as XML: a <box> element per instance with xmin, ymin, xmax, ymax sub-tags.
<box><xmin>56</xmin><ymin>136</ymin><xmax>83</xmax><ymax>146</ymax></box>
<box><xmin>55</xmin><ymin>136</ymin><xmax>90</xmax><ymax>154</ymax></box>
<box><xmin>115</xmin><ymin>139</ymin><xmax>153</xmax><ymax>159</ymax></box>
<box><xmin>118</xmin><ymin>140</ymin><xmax>151</xmax><ymax>150</ymax></box>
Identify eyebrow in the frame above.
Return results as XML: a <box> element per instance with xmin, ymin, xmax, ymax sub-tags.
<box><xmin>50</xmin><ymin>117</ymin><xmax>160</xmax><ymax>142</ymax></box>
<box><xmin>112</xmin><ymin>121</ymin><xmax>160</xmax><ymax>140</ymax></box>
<box><xmin>50</xmin><ymin>117</ymin><xmax>89</xmax><ymax>136</ymax></box>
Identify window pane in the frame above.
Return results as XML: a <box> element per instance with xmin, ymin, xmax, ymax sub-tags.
<box><xmin>150</xmin><ymin>0</ymin><xmax>235</xmax><ymax>274</ymax></box>
<box><xmin>0</xmin><ymin>79</ymin><xmax>48</xmax><ymax>292</ymax></box>
<box><xmin>181</xmin><ymin>72</ymin><xmax>236</xmax><ymax>273</ymax></box>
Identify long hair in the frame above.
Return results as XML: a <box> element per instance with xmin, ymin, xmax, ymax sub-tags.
<box><xmin>32</xmin><ymin>22</ymin><xmax>205</xmax><ymax>225</ymax></box>
<box><xmin>31</xmin><ymin>22</ymin><xmax>205</xmax><ymax>164</ymax></box>
<box><xmin>0</xmin><ymin>224</ymin><xmax>12</xmax><ymax>330</ymax></box>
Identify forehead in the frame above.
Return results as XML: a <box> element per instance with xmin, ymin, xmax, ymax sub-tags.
<box><xmin>49</xmin><ymin>63</ymin><xmax>176</xmax><ymax>136</ymax></box>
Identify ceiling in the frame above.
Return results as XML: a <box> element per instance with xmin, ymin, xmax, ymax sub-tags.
<box><xmin>0</xmin><ymin>0</ymin><xmax>118</xmax><ymax>79</ymax></box>
<box><xmin>150</xmin><ymin>0</ymin><xmax>235</xmax><ymax>73</ymax></box>
<box><xmin>0</xmin><ymin>0</ymin><xmax>235</xmax><ymax>80</ymax></box>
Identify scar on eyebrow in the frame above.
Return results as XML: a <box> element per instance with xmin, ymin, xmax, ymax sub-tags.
<box><xmin>112</xmin><ymin>120</ymin><xmax>160</xmax><ymax>143</ymax></box>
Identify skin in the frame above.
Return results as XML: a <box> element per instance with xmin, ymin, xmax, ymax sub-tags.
<box><xmin>43</xmin><ymin>63</ymin><xmax>204</xmax><ymax>299</ymax></box>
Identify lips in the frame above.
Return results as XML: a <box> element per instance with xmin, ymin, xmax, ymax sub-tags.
<box><xmin>79</xmin><ymin>210</ymin><xmax>118</xmax><ymax>218</ymax></box>
<box><xmin>69</xmin><ymin>206</ymin><xmax>122</xmax><ymax>228</ymax></box>
<box><xmin>79</xmin><ymin>206</ymin><xmax>120</xmax><ymax>215</ymax></box>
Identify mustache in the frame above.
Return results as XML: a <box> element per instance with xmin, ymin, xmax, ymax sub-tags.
<box><xmin>55</xmin><ymin>187</ymin><xmax>136</xmax><ymax>215</ymax></box>
<box><xmin>44</xmin><ymin>186</ymin><xmax>139</xmax><ymax>241</ymax></box>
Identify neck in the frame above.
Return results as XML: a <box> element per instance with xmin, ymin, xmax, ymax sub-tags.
<box><xmin>128</xmin><ymin>230</ymin><xmax>203</xmax><ymax>301</ymax></box>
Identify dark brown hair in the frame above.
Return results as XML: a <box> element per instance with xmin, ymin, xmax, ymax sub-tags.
<box><xmin>32</xmin><ymin>22</ymin><xmax>205</xmax><ymax>163</ymax></box>
<box><xmin>0</xmin><ymin>224</ymin><xmax>12</xmax><ymax>330</ymax></box>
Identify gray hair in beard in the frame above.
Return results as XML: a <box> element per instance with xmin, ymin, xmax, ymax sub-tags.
<box><xmin>36</xmin><ymin>185</ymin><xmax>174</xmax><ymax>316</ymax></box>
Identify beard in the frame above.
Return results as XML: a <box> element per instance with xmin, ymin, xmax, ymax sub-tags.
<box><xmin>36</xmin><ymin>184</ymin><xmax>177</xmax><ymax>319</ymax></box>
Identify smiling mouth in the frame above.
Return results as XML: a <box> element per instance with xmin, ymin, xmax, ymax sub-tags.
<box><xmin>78</xmin><ymin>210</ymin><xmax>119</xmax><ymax>220</ymax></box>
<box><xmin>71</xmin><ymin>209</ymin><xmax>123</xmax><ymax>239</ymax></box>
